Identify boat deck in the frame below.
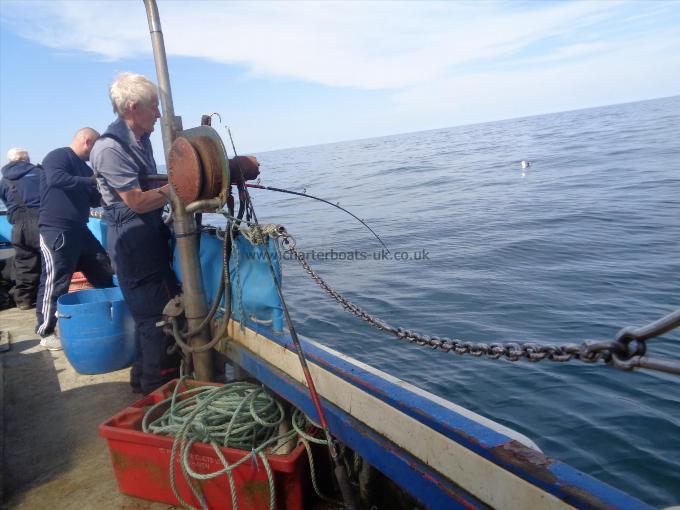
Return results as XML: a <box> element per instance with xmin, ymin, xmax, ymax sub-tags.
<box><xmin>0</xmin><ymin>306</ymin><xmax>172</xmax><ymax>509</ymax></box>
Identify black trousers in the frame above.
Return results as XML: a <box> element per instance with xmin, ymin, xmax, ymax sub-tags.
<box><xmin>36</xmin><ymin>225</ymin><xmax>114</xmax><ymax>337</ymax></box>
<box><xmin>10</xmin><ymin>208</ymin><xmax>41</xmax><ymax>307</ymax></box>
<box><xmin>104</xmin><ymin>204</ymin><xmax>180</xmax><ymax>394</ymax></box>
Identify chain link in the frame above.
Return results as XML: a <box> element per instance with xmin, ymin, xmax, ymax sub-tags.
<box><xmin>279</xmin><ymin>230</ymin><xmax>680</xmax><ymax>373</ymax></box>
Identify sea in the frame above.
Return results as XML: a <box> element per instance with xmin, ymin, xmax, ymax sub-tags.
<box><xmin>2</xmin><ymin>96</ymin><xmax>677</xmax><ymax>506</ymax></box>
<box><xmin>231</xmin><ymin>96</ymin><xmax>680</xmax><ymax>507</ymax></box>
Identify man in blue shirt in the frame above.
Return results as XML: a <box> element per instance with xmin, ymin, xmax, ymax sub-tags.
<box><xmin>0</xmin><ymin>148</ymin><xmax>41</xmax><ymax>309</ymax></box>
<box><xmin>36</xmin><ymin>128</ymin><xmax>114</xmax><ymax>350</ymax></box>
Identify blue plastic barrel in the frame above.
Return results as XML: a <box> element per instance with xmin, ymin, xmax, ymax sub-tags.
<box><xmin>57</xmin><ymin>287</ymin><xmax>136</xmax><ymax>375</ymax></box>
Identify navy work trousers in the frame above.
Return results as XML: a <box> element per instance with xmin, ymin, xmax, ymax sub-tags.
<box><xmin>36</xmin><ymin>225</ymin><xmax>114</xmax><ymax>337</ymax></box>
<box><xmin>104</xmin><ymin>203</ymin><xmax>180</xmax><ymax>394</ymax></box>
<box><xmin>10</xmin><ymin>208</ymin><xmax>41</xmax><ymax>307</ymax></box>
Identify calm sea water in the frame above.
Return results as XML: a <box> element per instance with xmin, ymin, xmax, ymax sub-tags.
<box><xmin>234</xmin><ymin>96</ymin><xmax>680</xmax><ymax>507</ymax></box>
<box><xmin>4</xmin><ymin>97</ymin><xmax>676</xmax><ymax>505</ymax></box>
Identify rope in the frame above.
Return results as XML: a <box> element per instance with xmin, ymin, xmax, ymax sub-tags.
<box><xmin>291</xmin><ymin>411</ymin><xmax>344</xmax><ymax>506</ymax></box>
<box><xmin>241</xmin><ymin>223</ymin><xmax>286</xmax><ymax>291</ymax></box>
<box><xmin>142</xmin><ymin>378</ymin><xmax>338</xmax><ymax>510</ymax></box>
<box><xmin>143</xmin><ymin>378</ymin><xmax>288</xmax><ymax>510</ymax></box>
<box><xmin>229</xmin><ymin>223</ymin><xmax>246</xmax><ymax>335</ymax></box>
<box><xmin>240</xmin><ymin>223</ymin><xmax>285</xmax><ymax>245</ymax></box>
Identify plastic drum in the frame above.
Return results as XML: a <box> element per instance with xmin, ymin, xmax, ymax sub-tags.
<box><xmin>57</xmin><ymin>287</ymin><xmax>136</xmax><ymax>374</ymax></box>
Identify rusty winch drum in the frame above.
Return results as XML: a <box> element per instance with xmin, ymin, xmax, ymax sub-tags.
<box><xmin>167</xmin><ymin>135</ymin><xmax>225</xmax><ymax>204</ymax></box>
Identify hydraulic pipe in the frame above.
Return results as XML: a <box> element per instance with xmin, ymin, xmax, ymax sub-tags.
<box><xmin>143</xmin><ymin>0</ymin><xmax>214</xmax><ymax>381</ymax></box>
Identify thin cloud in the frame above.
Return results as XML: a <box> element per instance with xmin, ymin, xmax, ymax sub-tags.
<box><xmin>392</xmin><ymin>33</ymin><xmax>680</xmax><ymax>127</ymax></box>
<box><xmin>2</xmin><ymin>0</ymin><xmax>677</xmax><ymax>154</ymax></box>
<box><xmin>0</xmin><ymin>0</ymin><xmax>661</xmax><ymax>90</ymax></box>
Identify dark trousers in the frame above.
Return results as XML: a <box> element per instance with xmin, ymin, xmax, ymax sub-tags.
<box><xmin>104</xmin><ymin>204</ymin><xmax>180</xmax><ymax>394</ymax></box>
<box><xmin>10</xmin><ymin>209</ymin><xmax>41</xmax><ymax>306</ymax></box>
<box><xmin>36</xmin><ymin>225</ymin><xmax>114</xmax><ymax>337</ymax></box>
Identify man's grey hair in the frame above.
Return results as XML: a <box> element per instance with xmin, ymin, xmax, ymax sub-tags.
<box><xmin>109</xmin><ymin>72</ymin><xmax>158</xmax><ymax>116</ymax></box>
<box><xmin>7</xmin><ymin>148</ymin><xmax>29</xmax><ymax>163</ymax></box>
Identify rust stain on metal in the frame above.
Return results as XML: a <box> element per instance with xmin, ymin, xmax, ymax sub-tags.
<box><xmin>191</xmin><ymin>136</ymin><xmax>224</xmax><ymax>200</ymax></box>
<box><xmin>168</xmin><ymin>136</ymin><xmax>203</xmax><ymax>204</ymax></box>
<box><xmin>491</xmin><ymin>441</ymin><xmax>617</xmax><ymax>509</ymax></box>
<box><xmin>490</xmin><ymin>440</ymin><xmax>557</xmax><ymax>484</ymax></box>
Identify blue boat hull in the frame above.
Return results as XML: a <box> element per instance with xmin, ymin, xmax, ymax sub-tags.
<box><xmin>0</xmin><ymin>211</ymin><xmax>654</xmax><ymax>509</ymax></box>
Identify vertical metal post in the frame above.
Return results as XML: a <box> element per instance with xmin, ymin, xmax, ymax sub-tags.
<box><xmin>143</xmin><ymin>0</ymin><xmax>180</xmax><ymax>161</ymax></box>
<box><xmin>143</xmin><ymin>0</ymin><xmax>214</xmax><ymax>382</ymax></box>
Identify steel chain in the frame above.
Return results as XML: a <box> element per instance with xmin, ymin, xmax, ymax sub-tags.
<box><xmin>279</xmin><ymin>230</ymin><xmax>680</xmax><ymax>372</ymax></box>
<box><xmin>86</xmin><ymin>211</ymin><xmax>679</xmax><ymax>373</ymax></box>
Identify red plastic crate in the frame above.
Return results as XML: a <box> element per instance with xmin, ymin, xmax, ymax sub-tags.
<box><xmin>99</xmin><ymin>379</ymin><xmax>308</xmax><ymax>509</ymax></box>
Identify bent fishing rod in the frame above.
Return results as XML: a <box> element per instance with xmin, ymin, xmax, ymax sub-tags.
<box><xmin>245</xmin><ymin>183</ymin><xmax>390</xmax><ymax>254</ymax></box>
<box><xmin>227</xmin><ymin>129</ymin><xmax>360</xmax><ymax>510</ymax></box>
<box><xmin>143</xmin><ymin>173</ymin><xmax>390</xmax><ymax>254</ymax></box>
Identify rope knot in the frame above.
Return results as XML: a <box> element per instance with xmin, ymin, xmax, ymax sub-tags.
<box><xmin>190</xmin><ymin>419</ymin><xmax>211</xmax><ymax>442</ymax></box>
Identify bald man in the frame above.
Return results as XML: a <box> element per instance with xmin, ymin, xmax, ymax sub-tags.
<box><xmin>36</xmin><ymin>128</ymin><xmax>114</xmax><ymax>350</ymax></box>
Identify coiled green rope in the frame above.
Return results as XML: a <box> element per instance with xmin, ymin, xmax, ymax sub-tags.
<box><xmin>142</xmin><ymin>378</ymin><xmax>340</xmax><ymax>510</ymax></box>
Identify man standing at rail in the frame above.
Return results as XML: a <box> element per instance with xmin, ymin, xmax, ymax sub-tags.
<box><xmin>90</xmin><ymin>72</ymin><xmax>179</xmax><ymax>394</ymax></box>
<box><xmin>36</xmin><ymin>128</ymin><xmax>114</xmax><ymax>351</ymax></box>
<box><xmin>0</xmin><ymin>148</ymin><xmax>42</xmax><ymax>309</ymax></box>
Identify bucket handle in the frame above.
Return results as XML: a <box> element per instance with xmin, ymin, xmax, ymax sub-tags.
<box><xmin>56</xmin><ymin>303</ymin><xmax>114</xmax><ymax>320</ymax></box>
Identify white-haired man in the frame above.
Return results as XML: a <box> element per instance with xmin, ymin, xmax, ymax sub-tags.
<box><xmin>0</xmin><ymin>148</ymin><xmax>41</xmax><ymax>309</ymax></box>
<box><xmin>90</xmin><ymin>72</ymin><xmax>179</xmax><ymax>394</ymax></box>
<box><xmin>36</xmin><ymin>128</ymin><xmax>114</xmax><ymax>350</ymax></box>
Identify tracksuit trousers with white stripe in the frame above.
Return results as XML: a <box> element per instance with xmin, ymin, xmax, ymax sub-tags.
<box><xmin>36</xmin><ymin>225</ymin><xmax>114</xmax><ymax>337</ymax></box>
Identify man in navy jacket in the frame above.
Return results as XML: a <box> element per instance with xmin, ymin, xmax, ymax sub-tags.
<box><xmin>0</xmin><ymin>148</ymin><xmax>41</xmax><ymax>309</ymax></box>
<box><xmin>36</xmin><ymin>128</ymin><xmax>114</xmax><ymax>350</ymax></box>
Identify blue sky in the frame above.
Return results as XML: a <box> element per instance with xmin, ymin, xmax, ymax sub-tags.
<box><xmin>1</xmin><ymin>0</ymin><xmax>678</xmax><ymax>165</ymax></box>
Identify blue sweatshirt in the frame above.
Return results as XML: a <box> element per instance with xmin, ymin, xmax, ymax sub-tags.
<box><xmin>0</xmin><ymin>161</ymin><xmax>41</xmax><ymax>224</ymax></box>
<box><xmin>39</xmin><ymin>147</ymin><xmax>101</xmax><ymax>229</ymax></box>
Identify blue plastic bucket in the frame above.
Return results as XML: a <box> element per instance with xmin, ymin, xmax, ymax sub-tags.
<box><xmin>57</xmin><ymin>287</ymin><xmax>136</xmax><ymax>375</ymax></box>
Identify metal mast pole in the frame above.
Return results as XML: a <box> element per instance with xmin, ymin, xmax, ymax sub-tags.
<box><xmin>143</xmin><ymin>0</ymin><xmax>180</xmax><ymax>160</ymax></box>
<box><xmin>143</xmin><ymin>0</ymin><xmax>214</xmax><ymax>382</ymax></box>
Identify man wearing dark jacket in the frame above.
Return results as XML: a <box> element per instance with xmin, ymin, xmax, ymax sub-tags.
<box><xmin>36</xmin><ymin>128</ymin><xmax>114</xmax><ymax>350</ymax></box>
<box><xmin>0</xmin><ymin>148</ymin><xmax>42</xmax><ymax>309</ymax></box>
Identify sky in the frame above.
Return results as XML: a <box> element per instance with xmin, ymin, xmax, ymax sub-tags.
<box><xmin>0</xmin><ymin>0</ymin><xmax>678</xmax><ymax>165</ymax></box>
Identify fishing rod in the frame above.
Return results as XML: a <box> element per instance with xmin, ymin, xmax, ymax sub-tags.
<box><xmin>142</xmin><ymin>175</ymin><xmax>390</xmax><ymax>254</ymax></box>
<box><xmin>245</xmin><ymin>183</ymin><xmax>390</xmax><ymax>254</ymax></box>
<box><xmin>227</xmin><ymin>128</ymin><xmax>360</xmax><ymax>510</ymax></box>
